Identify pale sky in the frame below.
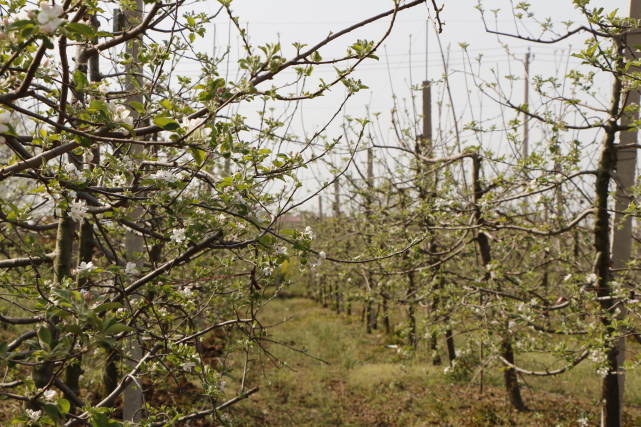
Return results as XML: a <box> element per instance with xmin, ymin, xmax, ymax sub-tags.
<box><xmin>175</xmin><ymin>0</ymin><xmax>634</xmax><ymax>211</ymax></box>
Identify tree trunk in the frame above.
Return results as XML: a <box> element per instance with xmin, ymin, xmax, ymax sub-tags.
<box><xmin>595</xmin><ymin>60</ymin><xmax>624</xmax><ymax>427</ymax></box>
<box><xmin>382</xmin><ymin>292</ymin><xmax>391</xmax><ymax>335</ymax></box>
<box><xmin>407</xmin><ymin>271</ymin><xmax>417</xmax><ymax>349</ymax></box>
<box><xmin>35</xmin><ymin>213</ymin><xmax>74</xmax><ymax>390</ymax></box>
<box><xmin>445</xmin><ymin>327</ymin><xmax>456</xmax><ymax>364</ymax></box>
<box><xmin>365</xmin><ymin>299</ymin><xmax>374</xmax><ymax>333</ymax></box>
<box><xmin>472</xmin><ymin>155</ymin><xmax>526</xmax><ymax>411</ymax></box>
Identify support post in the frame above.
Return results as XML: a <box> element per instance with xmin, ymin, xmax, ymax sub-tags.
<box><xmin>605</xmin><ymin>2</ymin><xmax>641</xmax><ymax>425</ymax></box>
<box><xmin>522</xmin><ymin>49</ymin><xmax>531</xmax><ymax>160</ymax></box>
<box><xmin>122</xmin><ymin>2</ymin><xmax>144</xmax><ymax>422</ymax></box>
<box><xmin>333</xmin><ymin>178</ymin><xmax>340</xmax><ymax>217</ymax></box>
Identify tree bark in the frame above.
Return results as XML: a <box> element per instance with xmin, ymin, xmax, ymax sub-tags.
<box><xmin>596</xmin><ymin>57</ymin><xmax>624</xmax><ymax>427</ymax></box>
<box><xmin>406</xmin><ymin>271</ymin><xmax>417</xmax><ymax>349</ymax></box>
<box><xmin>472</xmin><ymin>155</ymin><xmax>526</xmax><ymax>411</ymax></box>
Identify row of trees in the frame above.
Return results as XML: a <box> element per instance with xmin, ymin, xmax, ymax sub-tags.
<box><xmin>301</xmin><ymin>2</ymin><xmax>641</xmax><ymax>426</ymax></box>
<box><xmin>0</xmin><ymin>0</ymin><xmax>433</xmax><ymax>424</ymax></box>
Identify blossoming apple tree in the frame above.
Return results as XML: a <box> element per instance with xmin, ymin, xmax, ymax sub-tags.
<box><xmin>0</xmin><ymin>0</ymin><xmax>430</xmax><ymax>424</ymax></box>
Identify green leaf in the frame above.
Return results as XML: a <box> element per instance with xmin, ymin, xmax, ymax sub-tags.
<box><xmin>88</xmin><ymin>100</ymin><xmax>110</xmax><ymax>114</ymax></box>
<box><xmin>160</xmin><ymin>99</ymin><xmax>173</xmax><ymax>110</ymax></box>
<box><xmin>66</xmin><ymin>22</ymin><xmax>96</xmax><ymax>39</ymax></box>
<box><xmin>153</xmin><ymin>116</ymin><xmax>180</xmax><ymax>131</ymax></box>
<box><xmin>37</xmin><ymin>326</ymin><xmax>53</xmax><ymax>350</ymax></box>
<box><xmin>42</xmin><ymin>402</ymin><xmax>61</xmax><ymax>422</ymax></box>
<box><xmin>190</xmin><ymin>148</ymin><xmax>206</xmax><ymax>164</ymax></box>
<box><xmin>129</xmin><ymin>101</ymin><xmax>145</xmax><ymax>114</ymax></box>
<box><xmin>93</xmin><ymin>302</ymin><xmax>122</xmax><ymax>314</ymax></box>
<box><xmin>57</xmin><ymin>398</ymin><xmax>71</xmax><ymax>415</ymax></box>
<box><xmin>89</xmin><ymin>408</ymin><xmax>123</xmax><ymax>427</ymax></box>
<box><xmin>103</xmin><ymin>322</ymin><xmax>133</xmax><ymax>335</ymax></box>
<box><xmin>73</xmin><ymin>70</ymin><xmax>89</xmax><ymax>91</ymax></box>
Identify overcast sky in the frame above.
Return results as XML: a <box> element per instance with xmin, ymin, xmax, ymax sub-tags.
<box><xmin>213</xmin><ymin>0</ymin><xmax>630</xmax><ymax>115</ymax></box>
<box><xmin>175</xmin><ymin>0</ymin><xmax>634</xmax><ymax>210</ymax></box>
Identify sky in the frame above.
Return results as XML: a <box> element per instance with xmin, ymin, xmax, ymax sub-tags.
<box><xmin>173</xmin><ymin>0</ymin><xmax>635</xmax><ymax>211</ymax></box>
<box><xmin>210</xmin><ymin>0</ymin><xmax>628</xmax><ymax>115</ymax></box>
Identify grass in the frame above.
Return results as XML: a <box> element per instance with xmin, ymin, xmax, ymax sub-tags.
<box><xmin>230</xmin><ymin>297</ymin><xmax>641</xmax><ymax>426</ymax></box>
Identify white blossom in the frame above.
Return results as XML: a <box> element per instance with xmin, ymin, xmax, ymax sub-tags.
<box><xmin>597</xmin><ymin>366</ymin><xmax>609</xmax><ymax>378</ymax></box>
<box><xmin>76</xmin><ymin>261</ymin><xmax>95</xmax><ymax>272</ymax></box>
<box><xmin>109</xmin><ymin>104</ymin><xmax>133</xmax><ymax>127</ymax></box>
<box><xmin>125</xmin><ymin>262</ymin><xmax>139</xmax><ymax>275</ymax></box>
<box><xmin>85</xmin><ymin>148</ymin><xmax>95</xmax><ymax>163</ymax></box>
<box><xmin>38</xmin><ymin>2</ymin><xmax>64</xmax><ymax>34</ymax></box>
<box><xmin>43</xmin><ymin>389</ymin><xmax>57</xmax><ymax>401</ymax></box>
<box><xmin>150</xmin><ymin>169</ymin><xmax>178</xmax><ymax>183</ymax></box>
<box><xmin>304</xmin><ymin>226</ymin><xmax>315</xmax><ymax>240</ymax></box>
<box><xmin>111</xmin><ymin>173</ymin><xmax>126</xmax><ymax>187</ymax></box>
<box><xmin>182</xmin><ymin>117</ymin><xmax>212</xmax><ymax>141</ymax></box>
<box><xmin>180</xmin><ymin>286</ymin><xmax>194</xmax><ymax>298</ymax></box>
<box><xmin>69</xmin><ymin>199</ymin><xmax>87</xmax><ymax>222</ymax></box>
<box><xmin>26</xmin><ymin>409</ymin><xmax>41</xmax><ymax>421</ymax></box>
<box><xmin>157</xmin><ymin>150</ymin><xmax>170</xmax><ymax>162</ymax></box>
<box><xmin>276</xmin><ymin>246</ymin><xmax>288</xmax><ymax>255</ymax></box>
<box><xmin>64</xmin><ymin>162</ymin><xmax>80</xmax><ymax>179</ymax></box>
<box><xmin>181</xmin><ymin>361</ymin><xmax>196</xmax><ymax>371</ymax></box>
<box><xmin>40</xmin><ymin>56</ymin><xmax>57</xmax><ymax>75</ymax></box>
<box><xmin>172</xmin><ymin>228</ymin><xmax>186</xmax><ymax>243</ymax></box>
<box><xmin>563</xmin><ymin>273</ymin><xmax>572</xmax><ymax>282</ymax></box>
<box><xmin>12</xmin><ymin>10</ymin><xmax>35</xmax><ymax>23</ymax></box>
<box><xmin>587</xmin><ymin>273</ymin><xmax>598</xmax><ymax>283</ymax></box>
<box><xmin>96</xmin><ymin>80</ymin><xmax>109</xmax><ymax>95</ymax></box>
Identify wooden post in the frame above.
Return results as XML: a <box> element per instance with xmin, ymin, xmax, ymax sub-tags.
<box><xmin>422</xmin><ymin>80</ymin><xmax>432</xmax><ymax>149</ymax></box>
<box><xmin>523</xmin><ymin>49</ymin><xmax>531</xmax><ymax>160</ymax></box>
<box><xmin>66</xmin><ymin>13</ymin><xmax>102</xmax><ymax>404</ymax></box>
<box><xmin>122</xmin><ymin>1</ymin><xmax>144</xmax><ymax>422</ymax></box>
<box><xmin>606</xmin><ymin>2</ymin><xmax>641</xmax><ymax>425</ymax></box>
<box><xmin>421</xmin><ymin>79</ymin><xmax>447</xmax><ymax>364</ymax></box>
<box><xmin>365</xmin><ymin>147</ymin><xmax>377</xmax><ymax>332</ymax></box>
<box><xmin>333</xmin><ymin>177</ymin><xmax>340</xmax><ymax>217</ymax></box>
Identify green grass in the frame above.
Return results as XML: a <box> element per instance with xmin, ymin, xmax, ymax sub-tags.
<box><xmin>230</xmin><ymin>297</ymin><xmax>641</xmax><ymax>426</ymax></box>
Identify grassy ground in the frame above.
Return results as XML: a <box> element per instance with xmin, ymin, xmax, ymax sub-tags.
<box><xmin>231</xmin><ymin>297</ymin><xmax>641</xmax><ymax>426</ymax></box>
